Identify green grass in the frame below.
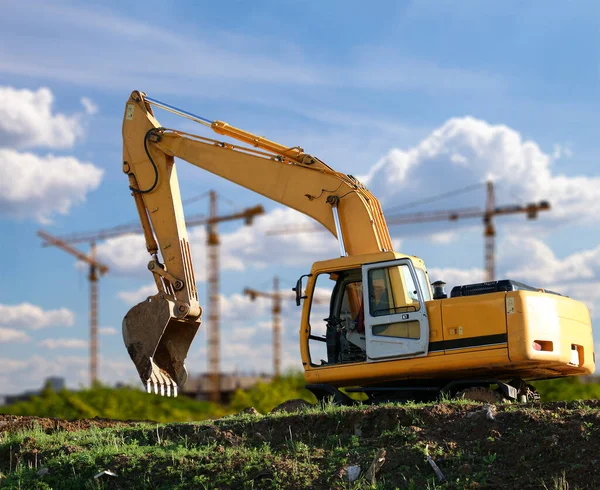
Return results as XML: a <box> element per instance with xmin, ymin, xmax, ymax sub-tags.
<box><xmin>0</xmin><ymin>384</ymin><xmax>225</xmax><ymax>423</ymax></box>
<box><xmin>3</xmin><ymin>376</ymin><xmax>600</xmax><ymax>488</ymax></box>
<box><xmin>0</xmin><ymin>372</ymin><xmax>317</xmax><ymax>423</ymax></box>
<box><xmin>3</xmin><ymin>398</ymin><xmax>599</xmax><ymax>489</ymax></box>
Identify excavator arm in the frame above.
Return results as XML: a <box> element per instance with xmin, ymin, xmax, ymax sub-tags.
<box><xmin>121</xmin><ymin>90</ymin><xmax>392</xmax><ymax>395</ymax></box>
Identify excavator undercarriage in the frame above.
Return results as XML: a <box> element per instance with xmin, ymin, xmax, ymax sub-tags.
<box><xmin>307</xmin><ymin>377</ymin><xmax>540</xmax><ymax>405</ymax></box>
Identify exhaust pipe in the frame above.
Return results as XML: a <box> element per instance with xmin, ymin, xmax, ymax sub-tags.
<box><xmin>122</xmin><ymin>293</ymin><xmax>201</xmax><ymax>397</ymax></box>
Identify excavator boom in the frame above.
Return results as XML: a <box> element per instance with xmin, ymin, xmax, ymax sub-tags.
<box><xmin>121</xmin><ymin>91</ymin><xmax>392</xmax><ymax>395</ymax></box>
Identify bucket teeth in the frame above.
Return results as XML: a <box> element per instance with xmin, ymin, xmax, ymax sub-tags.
<box><xmin>144</xmin><ymin>357</ymin><xmax>178</xmax><ymax>397</ymax></box>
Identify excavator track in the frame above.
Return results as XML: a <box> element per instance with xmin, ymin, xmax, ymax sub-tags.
<box><xmin>456</xmin><ymin>386</ymin><xmax>505</xmax><ymax>403</ymax></box>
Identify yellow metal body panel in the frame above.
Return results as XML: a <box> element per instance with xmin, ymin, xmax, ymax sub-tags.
<box><xmin>301</xmin><ymin>285</ymin><xmax>595</xmax><ymax>387</ymax></box>
<box><xmin>506</xmin><ymin>291</ymin><xmax>594</xmax><ymax>377</ymax></box>
<box><xmin>440</xmin><ymin>293</ymin><xmax>507</xmax><ymax>349</ymax></box>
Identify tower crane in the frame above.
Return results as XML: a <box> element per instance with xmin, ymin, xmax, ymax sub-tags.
<box><xmin>36</xmin><ymin>230</ymin><xmax>109</xmax><ymax>386</ymax></box>
<box><xmin>40</xmin><ymin>201</ymin><xmax>264</xmax><ymax>393</ymax></box>
<box><xmin>244</xmin><ymin>277</ymin><xmax>328</xmax><ymax>378</ymax></box>
<box><xmin>243</xmin><ymin>276</ymin><xmax>285</xmax><ymax>378</ymax></box>
<box><xmin>45</xmin><ymin>207</ymin><xmax>264</xmax><ymax>245</ymax></box>
<box><xmin>205</xmin><ymin>191</ymin><xmax>265</xmax><ymax>402</ymax></box>
<box><xmin>267</xmin><ymin>181</ymin><xmax>550</xmax><ymax>282</ymax></box>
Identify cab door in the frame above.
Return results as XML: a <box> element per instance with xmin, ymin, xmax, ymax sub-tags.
<box><xmin>361</xmin><ymin>259</ymin><xmax>430</xmax><ymax>361</ymax></box>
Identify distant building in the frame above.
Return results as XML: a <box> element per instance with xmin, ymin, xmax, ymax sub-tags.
<box><xmin>182</xmin><ymin>372</ymin><xmax>271</xmax><ymax>403</ymax></box>
<box><xmin>1</xmin><ymin>377</ymin><xmax>67</xmax><ymax>405</ymax></box>
<box><xmin>45</xmin><ymin>377</ymin><xmax>66</xmax><ymax>391</ymax></box>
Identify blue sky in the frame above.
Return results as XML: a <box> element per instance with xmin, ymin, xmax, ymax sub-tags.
<box><xmin>0</xmin><ymin>0</ymin><xmax>599</xmax><ymax>394</ymax></box>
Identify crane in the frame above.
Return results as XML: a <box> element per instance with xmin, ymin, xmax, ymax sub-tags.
<box><xmin>266</xmin><ymin>181</ymin><xmax>550</xmax><ymax>282</ymax></box>
<box><xmin>41</xmin><ymin>201</ymin><xmax>264</xmax><ymax>394</ymax></box>
<box><xmin>44</xmin><ymin>207</ymin><xmax>263</xmax><ymax>245</ymax></box>
<box><xmin>244</xmin><ymin>278</ymin><xmax>329</xmax><ymax>378</ymax></box>
<box><xmin>243</xmin><ymin>276</ymin><xmax>285</xmax><ymax>378</ymax></box>
<box><xmin>37</xmin><ymin>230</ymin><xmax>109</xmax><ymax>386</ymax></box>
<box><xmin>205</xmin><ymin>191</ymin><xmax>264</xmax><ymax>402</ymax></box>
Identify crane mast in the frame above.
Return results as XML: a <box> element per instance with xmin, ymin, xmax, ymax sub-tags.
<box><xmin>37</xmin><ymin>231</ymin><xmax>109</xmax><ymax>386</ymax></box>
<box><xmin>243</xmin><ymin>277</ymin><xmax>284</xmax><ymax>378</ymax></box>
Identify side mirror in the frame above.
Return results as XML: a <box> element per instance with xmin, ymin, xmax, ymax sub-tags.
<box><xmin>292</xmin><ymin>274</ymin><xmax>311</xmax><ymax>306</ymax></box>
<box><xmin>293</xmin><ymin>278</ymin><xmax>302</xmax><ymax>306</ymax></box>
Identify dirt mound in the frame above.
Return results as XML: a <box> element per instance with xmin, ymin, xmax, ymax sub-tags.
<box><xmin>1</xmin><ymin>400</ymin><xmax>599</xmax><ymax>488</ymax></box>
<box><xmin>0</xmin><ymin>414</ymin><xmax>144</xmax><ymax>434</ymax></box>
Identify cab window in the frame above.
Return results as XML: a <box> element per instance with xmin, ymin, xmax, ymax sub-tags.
<box><xmin>340</xmin><ymin>281</ymin><xmax>363</xmax><ymax>322</ymax></box>
<box><xmin>415</xmin><ymin>268</ymin><xmax>432</xmax><ymax>301</ymax></box>
<box><xmin>307</xmin><ymin>273</ymin><xmax>334</xmax><ymax>366</ymax></box>
<box><xmin>367</xmin><ymin>264</ymin><xmax>420</xmax><ymax>316</ymax></box>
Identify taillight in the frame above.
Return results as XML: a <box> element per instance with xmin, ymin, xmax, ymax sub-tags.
<box><xmin>533</xmin><ymin>340</ymin><xmax>553</xmax><ymax>352</ymax></box>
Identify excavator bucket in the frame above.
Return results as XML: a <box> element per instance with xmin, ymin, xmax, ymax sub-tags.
<box><xmin>122</xmin><ymin>293</ymin><xmax>201</xmax><ymax>397</ymax></box>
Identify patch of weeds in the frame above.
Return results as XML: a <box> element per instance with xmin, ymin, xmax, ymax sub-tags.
<box><xmin>404</xmin><ymin>407</ymin><xmax>424</xmax><ymax>427</ymax></box>
<box><xmin>542</xmin><ymin>471</ymin><xmax>580</xmax><ymax>490</ymax></box>
<box><xmin>482</xmin><ymin>452</ymin><xmax>497</xmax><ymax>464</ymax></box>
<box><xmin>582</xmin><ymin>421</ymin><xmax>595</xmax><ymax>441</ymax></box>
<box><xmin>380</xmin><ymin>424</ymin><xmax>418</xmax><ymax>443</ymax></box>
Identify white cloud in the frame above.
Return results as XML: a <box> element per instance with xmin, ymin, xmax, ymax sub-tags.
<box><xmin>99</xmin><ymin>326</ymin><xmax>117</xmax><ymax>336</ymax></box>
<box><xmin>0</xmin><ymin>303</ymin><xmax>74</xmax><ymax>330</ymax></box>
<box><xmin>221</xmin><ymin>293</ymin><xmax>270</xmax><ymax>324</ymax></box>
<box><xmin>0</xmin><ymin>149</ymin><xmax>103</xmax><ymax>222</ymax></box>
<box><xmin>0</xmin><ymin>327</ymin><xmax>31</xmax><ymax>343</ymax></box>
<box><xmin>96</xmin><ymin>234</ymin><xmax>149</xmax><ymax>277</ymax></box>
<box><xmin>231</xmin><ymin>326</ymin><xmax>260</xmax><ymax>342</ymax></box>
<box><xmin>80</xmin><ymin>97</ymin><xmax>98</xmax><ymax>115</ymax></box>
<box><xmin>117</xmin><ymin>282</ymin><xmax>157</xmax><ymax>303</ymax></box>
<box><xmin>0</xmin><ymin>86</ymin><xmax>85</xmax><ymax>149</ymax></box>
<box><xmin>363</xmin><ymin>116</ymin><xmax>600</xmax><ymax>227</ymax></box>
<box><xmin>551</xmin><ymin>282</ymin><xmax>600</xmax><ymax>317</ymax></box>
<box><xmin>503</xmin><ymin>237</ymin><xmax>600</xmax><ymax>285</ymax></box>
<box><xmin>0</xmin><ymin>359</ymin><xmax>29</xmax><ymax>374</ymax></box>
<box><xmin>428</xmin><ymin>231</ymin><xmax>459</xmax><ymax>244</ymax></box>
<box><xmin>500</xmin><ymin>236</ymin><xmax>600</xmax><ymax>315</ymax></box>
<box><xmin>0</xmin><ymin>355</ymin><xmax>87</xmax><ymax>393</ymax></box>
<box><xmin>0</xmin><ymin>353</ymin><xmax>140</xmax><ymax>394</ymax></box>
<box><xmin>216</xmin><ymin>208</ymin><xmax>338</xmax><ymax>270</ymax></box>
<box><xmin>427</xmin><ymin>267</ymin><xmax>485</xmax><ymax>293</ymax></box>
<box><xmin>427</xmin><ymin>237</ymin><xmax>600</xmax><ymax>316</ymax></box>
<box><xmin>39</xmin><ymin>338</ymin><xmax>88</xmax><ymax>349</ymax></box>
<box><xmin>117</xmin><ymin>286</ymin><xmax>271</xmax><ymax>324</ymax></box>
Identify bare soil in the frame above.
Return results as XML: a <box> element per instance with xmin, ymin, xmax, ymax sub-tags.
<box><xmin>1</xmin><ymin>400</ymin><xmax>600</xmax><ymax>489</ymax></box>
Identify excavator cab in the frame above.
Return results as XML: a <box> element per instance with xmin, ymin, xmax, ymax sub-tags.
<box><xmin>303</xmin><ymin>253</ymin><xmax>432</xmax><ymax>370</ymax></box>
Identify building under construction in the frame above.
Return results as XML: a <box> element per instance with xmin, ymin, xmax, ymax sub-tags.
<box><xmin>181</xmin><ymin>372</ymin><xmax>271</xmax><ymax>403</ymax></box>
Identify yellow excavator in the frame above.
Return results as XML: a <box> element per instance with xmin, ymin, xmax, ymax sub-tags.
<box><xmin>121</xmin><ymin>91</ymin><xmax>594</xmax><ymax>403</ymax></box>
